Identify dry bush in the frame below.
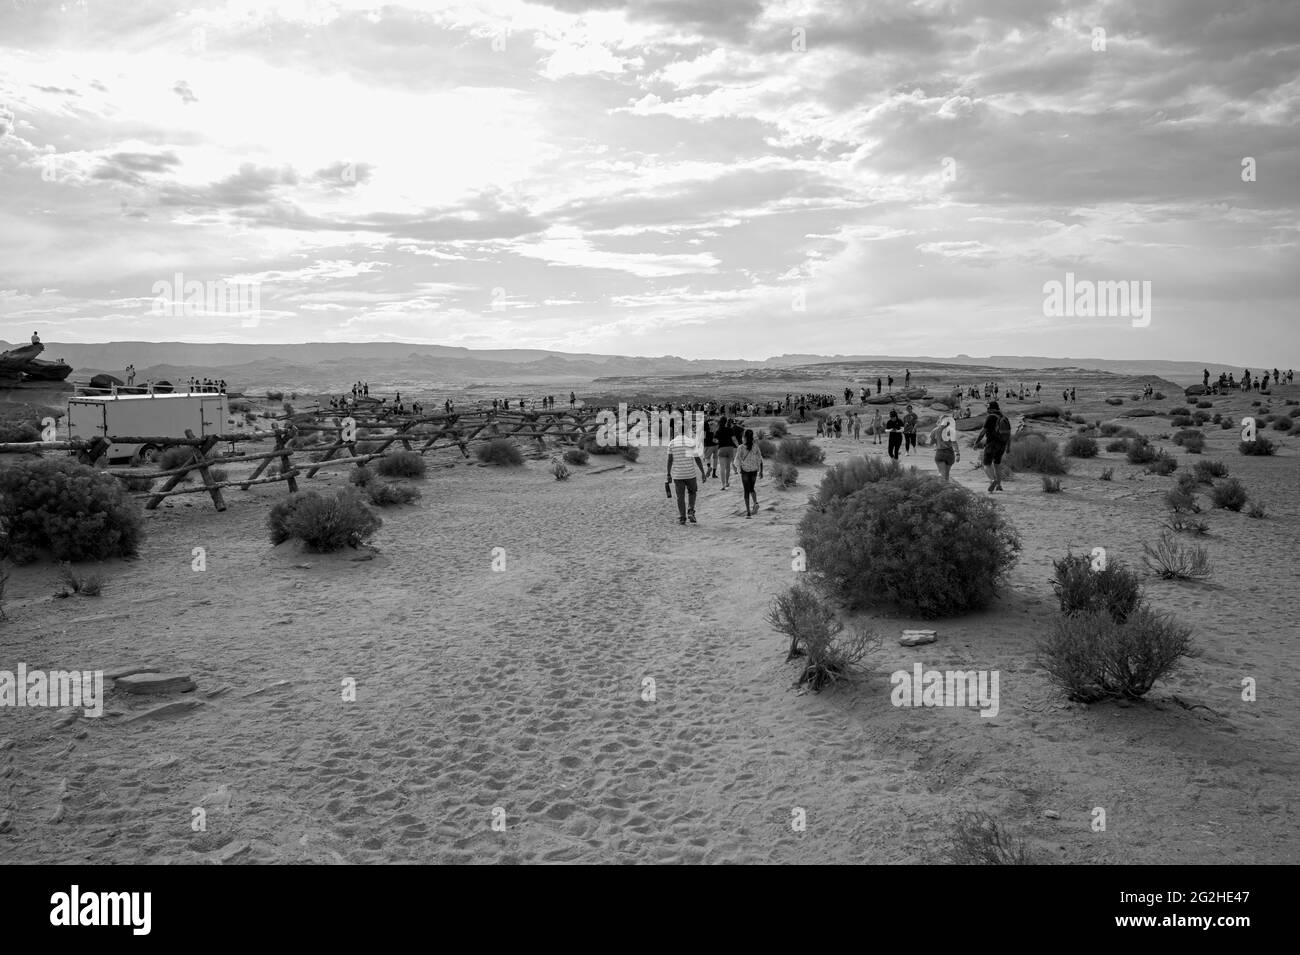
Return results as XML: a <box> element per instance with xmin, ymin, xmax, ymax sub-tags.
<box><xmin>1247</xmin><ymin>502</ymin><xmax>1267</xmax><ymax>519</ymax></box>
<box><xmin>1238</xmin><ymin>437</ymin><xmax>1275</xmax><ymax>456</ymax></box>
<box><xmin>562</xmin><ymin>447</ymin><xmax>589</xmax><ymax>466</ymax></box>
<box><xmin>1172</xmin><ymin>430</ymin><xmax>1204</xmax><ymax>453</ymax></box>
<box><xmin>765</xmin><ymin>584</ymin><xmax>879</xmax><ymax>692</ymax></box>
<box><xmin>56</xmin><ymin>562</ymin><xmax>104</xmax><ymax>597</ymax></box>
<box><xmin>1050</xmin><ymin>552</ymin><xmax>1143</xmax><ymax>623</ymax></box>
<box><xmin>1037</xmin><ymin>607</ymin><xmax>1195</xmax><ymax>702</ymax></box>
<box><xmin>366</xmin><ymin>482</ymin><xmax>421</xmax><ymax>506</ymax></box>
<box><xmin>1193</xmin><ymin>460</ymin><xmax>1227</xmax><ymax>483</ymax></box>
<box><xmin>551</xmin><ymin>460</ymin><xmax>570</xmax><ymax>481</ymax></box>
<box><xmin>945</xmin><ymin>812</ymin><xmax>1036</xmax><ymax>865</ymax></box>
<box><xmin>772</xmin><ymin>461</ymin><xmax>798</xmax><ymax>487</ymax></box>
<box><xmin>268</xmin><ymin>489</ymin><xmax>381</xmax><ymax>552</ymax></box>
<box><xmin>813</xmin><ymin>455</ymin><xmax>903</xmax><ymax>505</ymax></box>
<box><xmin>0</xmin><ymin>458</ymin><xmax>146</xmax><ymax>564</ymax></box>
<box><xmin>349</xmin><ymin>465</ymin><xmax>373</xmax><ymax>486</ymax></box>
<box><xmin>1145</xmin><ymin>451</ymin><xmax>1177</xmax><ymax>475</ymax></box>
<box><xmin>1064</xmin><ymin>434</ymin><xmax>1098</xmax><ymax>458</ymax></box>
<box><xmin>1099</xmin><ymin>467</ymin><xmax>1114</xmax><ymax>481</ymax></box>
<box><xmin>1005</xmin><ymin>433</ymin><xmax>1068</xmax><ymax>474</ymax></box>
<box><xmin>1209</xmin><ymin>478</ymin><xmax>1248</xmax><ymax>511</ymax></box>
<box><xmin>1273</xmin><ymin>417</ymin><xmax>1292</xmax><ymax>431</ymax></box>
<box><xmin>1126</xmin><ymin>440</ymin><xmax>1159</xmax><ymax>465</ymax></box>
<box><xmin>1142</xmin><ymin>530</ymin><xmax>1212</xmax><ymax>580</ymax></box>
<box><xmin>378</xmin><ymin>450</ymin><xmax>428</xmax><ymax>477</ymax></box>
<box><xmin>777</xmin><ymin>436</ymin><xmax>825</xmax><ymax>466</ymax></box>
<box><xmin>1041</xmin><ymin>476</ymin><xmax>1062</xmax><ymax>493</ymax></box>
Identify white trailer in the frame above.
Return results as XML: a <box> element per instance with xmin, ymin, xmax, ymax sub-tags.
<box><xmin>65</xmin><ymin>392</ymin><xmax>229</xmax><ymax>463</ymax></box>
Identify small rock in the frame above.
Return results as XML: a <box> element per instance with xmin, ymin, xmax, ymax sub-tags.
<box><xmin>217</xmin><ymin>840</ymin><xmax>250</xmax><ymax>862</ymax></box>
<box><xmin>0</xmin><ymin>812</ymin><xmax>12</xmax><ymax>834</ymax></box>
<box><xmin>115</xmin><ymin>673</ymin><xmax>196</xmax><ymax>695</ymax></box>
<box><xmin>203</xmin><ymin>685</ymin><xmax>232</xmax><ymax>700</ymax></box>
<box><xmin>899</xmin><ymin>629</ymin><xmax>937</xmax><ymax>647</ymax></box>
<box><xmin>1043</xmin><ymin>810</ymin><xmax>1061</xmax><ymax>820</ymax></box>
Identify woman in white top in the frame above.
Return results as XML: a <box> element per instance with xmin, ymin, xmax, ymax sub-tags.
<box><xmin>734</xmin><ymin>428</ymin><xmax>765</xmax><ymax>518</ymax></box>
<box><xmin>928</xmin><ymin>415</ymin><xmax>961</xmax><ymax>481</ymax></box>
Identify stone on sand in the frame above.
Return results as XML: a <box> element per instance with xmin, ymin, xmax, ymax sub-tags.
<box><xmin>115</xmin><ymin>672</ymin><xmax>196</xmax><ymax>695</ymax></box>
<box><xmin>899</xmin><ymin>629</ymin><xmax>937</xmax><ymax>646</ymax></box>
<box><xmin>123</xmin><ymin>699</ymin><xmax>204</xmax><ymax>723</ymax></box>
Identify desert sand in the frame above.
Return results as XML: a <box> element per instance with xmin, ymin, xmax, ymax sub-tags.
<box><xmin>1</xmin><ymin>377</ymin><xmax>1297</xmax><ymax>864</ymax></box>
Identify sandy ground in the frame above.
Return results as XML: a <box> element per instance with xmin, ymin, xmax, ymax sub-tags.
<box><xmin>1</xmin><ymin>384</ymin><xmax>1297</xmax><ymax>864</ymax></box>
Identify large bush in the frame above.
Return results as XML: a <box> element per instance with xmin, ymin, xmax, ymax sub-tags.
<box><xmin>0</xmin><ymin>457</ymin><xmax>147</xmax><ymax>563</ymax></box>
<box><xmin>777</xmin><ymin>436</ymin><xmax>825</xmax><ymax>466</ymax></box>
<box><xmin>268</xmin><ymin>489</ymin><xmax>381</xmax><ymax>551</ymax></box>
<box><xmin>1063</xmin><ymin>434</ymin><xmax>1098</xmax><ymax>458</ymax></box>
<box><xmin>1239</xmin><ymin>437</ymin><xmax>1276</xmax><ymax>456</ymax></box>
<box><xmin>1126</xmin><ymin>440</ymin><xmax>1159</xmax><ymax>465</ymax></box>
<box><xmin>812</xmin><ymin>455</ymin><xmax>903</xmax><ymax>506</ymax></box>
<box><xmin>1005</xmin><ymin>433</ymin><xmax>1068</xmax><ymax>474</ymax></box>
<box><xmin>378</xmin><ymin>450</ymin><xmax>428</xmax><ymax>477</ymax></box>
<box><xmin>798</xmin><ymin>472</ymin><xmax>1020</xmax><ymax>618</ymax></box>
<box><xmin>562</xmin><ymin>447</ymin><xmax>589</xmax><ymax>466</ymax></box>
<box><xmin>1050</xmin><ymin>552</ymin><xmax>1143</xmax><ymax>623</ymax></box>
<box><xmin>1209</xmin><ymin>478</ymin><xmax>1248</xmax><ymax>511</ymax></box>
<box><xmin>1037</xmin><ymin>608</ymin><xmax>1195</xmax><ymax>702</ymax></box>
<box><xmin>1172</xmin><ymin>430</ymin><xmax>1204</xmax><ymax>453</ymax></box>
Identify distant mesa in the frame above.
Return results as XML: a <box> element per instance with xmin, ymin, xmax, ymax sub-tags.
<box><xmin>0</xmin><ymin>342</ymin><xmax>73</xmax><ymax>382</ymax></box>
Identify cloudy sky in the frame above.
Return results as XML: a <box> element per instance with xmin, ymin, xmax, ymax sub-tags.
<box><xmin>1</xmin><ymin>0</ymin><xmax>1296</xmax><ymax>361</ymax></box>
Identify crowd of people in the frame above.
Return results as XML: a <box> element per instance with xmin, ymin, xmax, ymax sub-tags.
<box><xmin>1203</xmin><ymin>368</ymin><xmax>1293</xmax><ymax>393</ymax></box>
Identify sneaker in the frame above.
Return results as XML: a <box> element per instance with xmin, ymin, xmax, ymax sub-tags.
<box><xmin>687</xmin><ymin>512</ymin><xmax>697</xmax><ymax>524</ymax></box>
<box><xmin>678</xmin><ymin>517</ymin><xmax>686</xmax><ymax>525</ymax></box>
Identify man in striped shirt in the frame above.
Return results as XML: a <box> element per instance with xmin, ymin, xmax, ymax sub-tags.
<box><xmin>666</xmin><ymin>419</ymin><xmax>707</xmax><ymax>525</ymax></box>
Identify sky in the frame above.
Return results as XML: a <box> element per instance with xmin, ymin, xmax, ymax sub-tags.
<box><xmin>0</xmin><ymin>0</ymin><xmax>1296</xmax><ymax>362</ymax></box>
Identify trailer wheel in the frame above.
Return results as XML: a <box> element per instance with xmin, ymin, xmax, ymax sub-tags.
<box><xmin>135</xmin><ymin>444</ymin><xmax>160</xmax><ymax>465</ymax></box>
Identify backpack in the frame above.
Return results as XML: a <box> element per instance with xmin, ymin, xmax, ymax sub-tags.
<box><xmin>995</xmin><ymin>413</ymin><xmax>1013</xmax><ymax>442</ymax></box>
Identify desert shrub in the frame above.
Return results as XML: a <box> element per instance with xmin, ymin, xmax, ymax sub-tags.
<box><xmin>228</xmin><ymin>399</ymin><xmax>251</xmax><ymax>413</ymax></box>
<box><xmin>283</xmin><ymin>403</ymin><xmax>295</xmax><ymax>417</ymax></box>
<box><xmin>1175</xmin><ymin>470</ymin><xmax>1199</xmax><ymax>493</ymax></box>
<box><xmin>813</xmin><ymin>456</ymin><xmax>903</xmax><ymax>505</ymax></box>
<box><xmin>768</xmin><ymin>419</ymin><xmax>789</xmax><ymax>438</ymax></box>
<box><xmin>580</xmin><ymin>434</ymin><xmax>624</xmax><ymax>455</ymax></box>
<box><xmin>1105</xmin><ymin>439</ymin><xmax>1129</xmax><ymax>453</ymax></box>
<box><xmin>1251</xmin><ymin>400</ymin><xmax>1261</xmax><ymax>407</ymax></box>
<box><xmin>772</xmin><ymin>462</ymin><xmax>798</xmax><ymax>487</ymax></box>
<box><xmin>1196</xmin><ymin>400</ymin><xmax>1213</xmax><ymax>409</ymax></box>
<box><xmin>270</xmin><ymin>489</ymin><xmax>380</xmax><ymax>551</ymax></box>
<box><xmin>1041</xmin><ymin>476</ymin><xmax>1062</xmax><ymax>493</ymax></box>
<box><xmin>551</xmin><ymin>460</ymin><xmax>570</xmax><ymax>481</ymax></box>
<box><xmin>1220</xmin><ymin>420</ymin><xmax>1233</xmax><ymax>430</ymax></box>
<box><xmin>1209</xmin><ymin>478</ymin><xmax>1248</xmax><ymax>511</ymax></box>
<box><xmin>1070</xmin><ymin>414</ymin><xmax>1087</xmax><ymax>424</ymax></box>
<box><xmin>1238</xmin><ymin>437</ymin><xmax>1275</xmax><ymax>456</ymax></box>
<box><xmin>349</xmin><ymin>465</ymin><xmax>373</xmax><ymax>486</ymax></box>
<box><xmin>758</xmin><ymin>438</ymin><xmax>776</xmax><ymax>457</ymax></box>
<box><xmin>1193</xmin><ymin>460</ymin><xmax>1228</xmax><ymax>483</ymax></box>
<box><xmin>1037</xmin><ymin>607</ymin><xmax>1195</xmax><ymax>702</ymax></box>
<box><xmin>1146</xmin><ymin>452</ymin><xmax>1177</xmax><ymax>476</ymax></box>
<box><xmin>1099</xmin><ymin>467</ymin><xmax>1114</xmax><ymax>481</ymax></box>
<box><xmin>798</xmin><ymin>472</ymin><xmax>1020</xmax><ymax>618</ymax></box>
<box><xmin>0</xmin><ymin>458</ymin><xmax>146</xmax><ymax>563</ymax></box>
<box><xmin>945</xmin><ymin>812</ymin><xmax>1036</xmax><ymax>865</ymax></box>
<box><xmin>1154</xmin><ymin>391</ymin><xmax>1165</xmax><ymax>400</ymax></box>
<box><xmin>1247</xmin><ymin>502</ymin><xmax>1266</xmax><ymax>519</ymax></box>
<box><xmin>1142</xmin><ymin>530</ymin><xmax>1212</xmax><ymax>580</ymax></box>
<box><xmin>0</xmin><ymin>421</ymin><xmax>40</xmax><ymax>442</ymax></box>
<box><xmin>1192</xmin><ymin>411</ymin><xmax>1210</xmax><ymax>426</ymax></box>
<box><xmin>1063</xmin><ymin>434</ymin><xmax>1098</xmax><ymax>458</ymax></box>
<box><xmin>1273</xmin><ymin>416</ymin><xmax>1292</xmax><ymax>431</ymax></box>
<box><xmin>367</xmin><ymin>482</ymin><xmax>421</xmax><ymax>506</ymax></box>
<box><xmin>378</xmin><ymin>450</ymin><xmax>429</xmax><ymax>477</ymax></box>
<box><xmin>1099</xmin><ymin>423</ymin><xmax>1123</xmax><ymax>437</ymax></box>
<box><xmin>1050</xmin><ymin>553</ymin><xmax>1144</xmax><ymax>623</ymax></box>
<box><xmin>56</xmin><ymin>562</ymin><xmax>103</xmax><ymax>597</ymax></box>
<box><xmin>1165</xmin><ymin>513</ymin><xmax>1210</xmax><ymax>536</ymax></box>
<box><xmin>1172</xmin><ymin>430</ymin><xmax>1204</xmax><ymax>453</ymax></box>
<box><xmin>619</xmin><ymin>444</ymin><xmax>640</xmax><ymax>462</ymax></box>
<box><xmin>1164</xmin><ymin>487</ymin><xmax>1199</xmax><ymax>513</ymax></box>
<box><xmin>1291</xmin><ymin>407</ymin><xmax>1300</xmax><ymax>417</ymax></box>
<box><xmin>1169</xmin><ymin>406</ymin><xmax>1191</xmax><ymax>417</ymax></box>
<box><xmin>1170</xmin><ymin>415</ymin><xmax>1194</xmax><ymax>428</ymax></box>
<box><xmin>1126</xmin><ymin>440</ymin><xmax>1158</xmax><ymax>465</ymax></box>
<box><xmin>1212</xmin><ymin>413</ymin><xmax>1222</xmax><ymax>423</ymax></box>
<box><xmin>765</xmin><ymin>584</ymin><xmax>879</xmax><ymax>692</ymax></box>
<box><xmin>1005</xmin><ymin>433</ymin><xmax>1068</xmax><ymax>474</ymax></box>
<box><xmin>117</xmin><ymin>474</ymin><xmax>154</xmax><ymax>492</ymax></box>
<box><xmin>562</xmin><ymin>447</ymin><xmax>589</xmax><ymax>466</ymax></box>
<box><xmin>777</xmin><ymin>437</ymin><xmax>825</xmax><ymax>466</ymax></box>
<box><xmin>158</xmin><ymin>445</ymin><xmax>201</xmax><ymax>470</ymax></box>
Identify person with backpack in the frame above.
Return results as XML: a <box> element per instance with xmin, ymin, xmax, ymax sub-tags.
<box><xmin>972</xmin><ymin>400</ymin><xmax>1011</xmax><ymax>492</ymax></box>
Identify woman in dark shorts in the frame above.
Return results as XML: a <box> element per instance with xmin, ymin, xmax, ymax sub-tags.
<box><xmin>928</xmin><ymin>415</ymin><xmax>961</xmax><ymax>480</ymax></box>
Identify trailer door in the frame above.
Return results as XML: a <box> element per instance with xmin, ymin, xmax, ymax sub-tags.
<box><xmin>67</xmin><ymin>400</ymin><xmax>107</xmax><ymax>441</ymax></box>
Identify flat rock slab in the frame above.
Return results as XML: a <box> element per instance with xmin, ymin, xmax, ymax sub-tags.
<box><xmin>115</xmin><ymin>673</ymin><xmax>196</xmax><ymax>695</ymax></box>
<box><xmin>899</xmin><ymin>629</ymin><xmax>938</xmax><ymax>647</ymax></box>
<box><xmin>123</xmin><ymin>699</ymin><xmax>204</xmax><ymax>724</ymax></box>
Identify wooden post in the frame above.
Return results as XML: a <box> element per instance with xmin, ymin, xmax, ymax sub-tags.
<box><xmin>191</xmin><ymin>434</ymin><xmax>227</xmax><ymax>511</ymax></box>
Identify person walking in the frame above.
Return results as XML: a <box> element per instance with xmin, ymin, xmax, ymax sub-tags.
<box><xmin>716</xmin><ymin>415</ymin><xmax>738</xmax><ymax>490</ymax></box>
<box><xmin>902</xmin><ymin>404</ymin><xmax>918</xmax><ymax>455</ymax></box>
<box><xmin>928</xmin><ymin>415</ymin><xmax>960</xmax><ymax>481</ymax></box>
<box><xmin>703</xmin><ymin>417</ymin><xmax>720</xmax><ymax>478</ymax></box>
<box><xmin>885</xmin><ymin>409</ymin><xmax>903</xmax><ymax>460</ymax></box>
<box><xmin>735</xmin><ymin>428</ymin><xmax>764</xmax><ymax>518</ymax></box>
<box><xmin>972</xmin><ymin>400</ymin><xmax>1011</xmax><ymax>492</ymax></box>
<box><xmin>876</xmin><ymin>376</ymin><xmax>882</xmax><ymax>395</ymax></box>
<box><xmin>871</xmin><ymin>408</ymin><xmax>883</xmax><ymax>445</ymax></box>
<box><xmin>666</xmin><ymin>419</ymin><xmax>707</xmax><ymax>525</ymax></box>
<box><xmin>905</xmin><ymin>368</ymin><xmax>911</xmax><ymax>389</ymax></box>
<box><xmin>852</xmin><ymin>412</ymin><xmax>861</xmax><ymax>441</ymax></box>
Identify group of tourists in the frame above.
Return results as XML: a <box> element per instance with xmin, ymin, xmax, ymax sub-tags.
<box><xmin>668</xmin><ymin>416</ymin><xmax>765</xmax><ymax>524</ymax></box>
<box><xmin>1203</xmin><ymin>368</ymin><xmax>1293</xmax><ymax>393</ymax></box>
<box><xmin>187</xmin><ymin>376</ymin><xmax>226</xmax><ymax>393</ymax></box>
